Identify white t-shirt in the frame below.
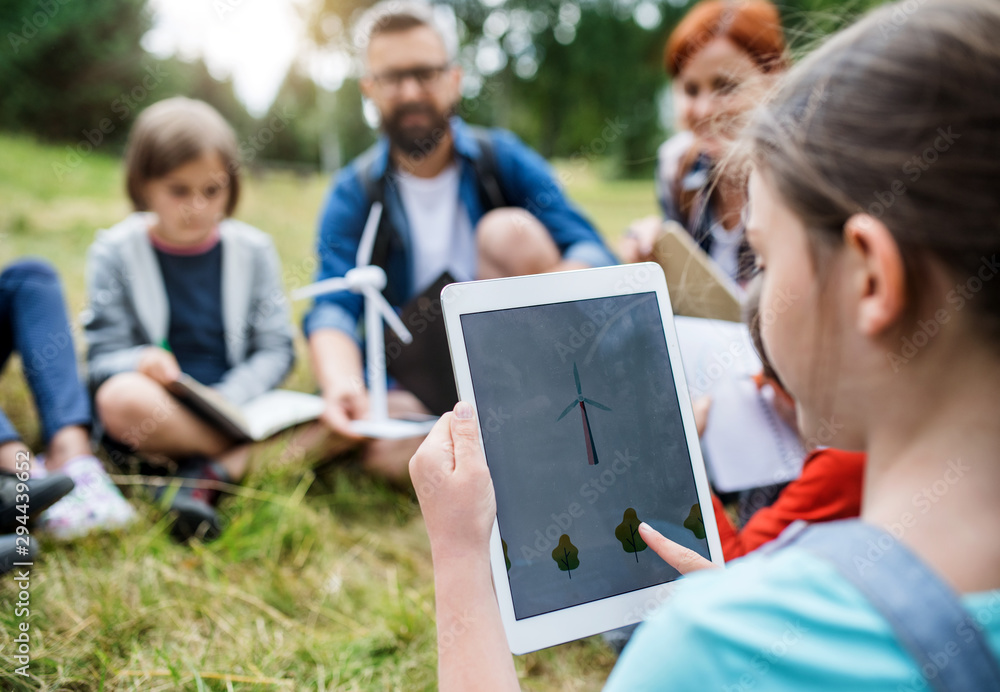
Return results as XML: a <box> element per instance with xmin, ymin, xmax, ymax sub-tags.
<box><xmin>395</xmin><ymin>163</ymin><xmax>477</xmax><ymax>293</ymax></box>
<box><xmin>708</xmin><ymin>221</ymin><xmax>743</xmax><ymax>282</ymax></box>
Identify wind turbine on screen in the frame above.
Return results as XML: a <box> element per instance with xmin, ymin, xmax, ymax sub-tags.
<box><xmin>292</xmin><ymin>202</ymin><xmax>437</xmax><ymax>439</ymax></box>
<box><xmin>556</xmin><ymin>363</ymin><xmax>611</xmax><ymax>465</ymax></box>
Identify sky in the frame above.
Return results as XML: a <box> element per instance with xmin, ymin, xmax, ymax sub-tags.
<box><xmin>142</xmin><ymin>0</ymin><xmax>307</xmax><ymax>116</ymax></box>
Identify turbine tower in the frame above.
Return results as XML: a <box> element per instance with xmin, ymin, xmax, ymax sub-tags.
<box><xmin>556</xmin><ymin>363</ymin><xmax>611</xmax><ymax>465</ymax></box>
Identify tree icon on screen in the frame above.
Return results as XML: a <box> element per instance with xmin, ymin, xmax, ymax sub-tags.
<box><xmin>615</xmin><ymin>507</ymin><xmax>648</xmax><ymax>562</ymax></box>
<box><xmin>684</xmin><ymin>503</ymin><xmax>706</xmax><ymax>540</ymax></box>
<box><xmin>552</xmin><ymin>534</ymin><xmax>580</xmax><ymax>579</ymax></box>
<box><xmin>502</xmin><ymin>538</ymin><xmax>511</xmax><ymax>572</ymax></box>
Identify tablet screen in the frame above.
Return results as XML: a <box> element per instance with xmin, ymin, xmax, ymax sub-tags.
<box><xmin>461</xmin><ymin>292</ymin><xmax>711</xmax><ymax>620</ymax></box>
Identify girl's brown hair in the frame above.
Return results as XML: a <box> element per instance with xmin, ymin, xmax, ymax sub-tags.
<box><xmin>124</xmin><ymin>97</ymin><xmax>241</xmax><ymax>216</ymax></box>
<box><xmin>749</xmin><ymin>0</ymin><xmax>1000</xmax><ymax>340</ymax></box>
<box><xmin>665</xmin><ymin>0</ymin><xmax>787</xmax><ymax>78</ymax></box>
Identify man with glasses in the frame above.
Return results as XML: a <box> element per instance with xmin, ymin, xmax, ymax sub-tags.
<box><xmin>304</xmin><ymin>1</ymin><xmax>616</xmax><ymax>482</ymax></box>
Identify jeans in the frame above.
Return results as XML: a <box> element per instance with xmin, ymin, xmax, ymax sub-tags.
<box><xmin>0</xmin><ymin>259</ymin><xmax>91</xmax><ymax>445</ymax></box>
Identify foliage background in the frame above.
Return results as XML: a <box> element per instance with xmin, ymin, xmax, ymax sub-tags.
<box><xmin>1</xmin><ymin>0</ymin><xmax>889</xmax><ymax>177</ymax></box>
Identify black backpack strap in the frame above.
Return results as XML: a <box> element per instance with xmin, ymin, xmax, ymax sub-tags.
<box><xmin>355</xmin><ymin>143</ymin><xmax>385</xmax><ymax>209</ymax></box>
<box><xmin>355</xmin><ymin>145</ymin><xmax>399</xmax><ymax>296</ymax></box>
<box><xmin>772</xmin><ymin>519</ymin><xmax>1000</xmax><ymax>692</ymax></box>
<box><xmin>466</xmin><ymin>125</ymin><xmax>508</xmax><ymax>211</ymax></box>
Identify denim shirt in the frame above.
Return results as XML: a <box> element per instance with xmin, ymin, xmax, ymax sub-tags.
<box><xmin>303</xmin><ymin>117</ymin><xmax>617</xmax><ymax>342</ymax></box>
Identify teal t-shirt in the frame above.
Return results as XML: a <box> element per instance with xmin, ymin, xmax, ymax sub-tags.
<box><xmin>604</xmin><ymin>547</ymin><xmax>1000</xmax><ymax>691</ymax></box>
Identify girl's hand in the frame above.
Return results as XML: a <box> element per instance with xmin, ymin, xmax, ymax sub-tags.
<box><xmin>137</xmin><ymin>347</ymin><xmax>181</xmax><ymax>385</ymax></box>
<box><xmin>410</xmin><ymin>402</ymin><xmax>497</xmax><ymax>562</ymax></box>
<box><xmin>639</xmin><ymin>522</ymin><xmax>720</xmax><ymax>574</ymax></box>
<box><xmin>618</xmin><ymin>215</ymin><xmax>665</xmax><ymax>264</ymax></box>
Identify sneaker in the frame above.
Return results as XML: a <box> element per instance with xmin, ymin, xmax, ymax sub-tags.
<box><xmin>0</xmin><ymin>471</ymin><xmax>75</xmax><ymax>533</ymax></box>
<box><xmin>155</xmin><ymin>458</ymin><xmax>231</xmax><ymax>543</ymax></box>
<box><xmin>40</xmin><ymin>456</ymin><xmax>136</xmax><ymax>539</ymax></box>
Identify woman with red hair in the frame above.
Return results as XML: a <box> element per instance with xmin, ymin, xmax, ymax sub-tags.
<box><xmin>620</xmin><ymin>0</ymin><xmax>786</xmax><ymax>283</ymax></box>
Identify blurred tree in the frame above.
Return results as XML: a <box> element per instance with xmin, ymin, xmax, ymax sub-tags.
<box><xmin>0</xmin><ymin>0</ymin><xmax>259</xmax><ymax>152</ymax></box>
<box><xmin>0</xmin><ymin>0</ymin><xmax>893</xmax><ymax>167</ymax></box>
<box><xmin>502</xmin><ymin>2</ymin><xmax>671</xmax><ymax>178</ymax></box>
<box><xmin>157</xmin><ymin>56</ymin><xmax>257</xmax><ymax>142</ymax></box>
<box><xmin>0</xmin><ymin>0</ymin><xmax>152</xmax><ymax>143</ymax></box>
<box><xmin>327</xmin><ymin>77</ymin><xmax>376</xmax><ymax>167</ymax></box>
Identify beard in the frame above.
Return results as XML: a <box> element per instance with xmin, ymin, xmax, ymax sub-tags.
<box><xmin>382</xmin><ymin>101</ymin><xmax>451</xmax><ymax>159</ymax></box>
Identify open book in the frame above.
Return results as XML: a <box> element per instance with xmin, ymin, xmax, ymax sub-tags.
<box><xmin>166</xmin><ymin>375</ymin><xmax>326</xmax><ymax>442</ymax></box>
<box><xmin>674</xmin><ymin>316</ymin><xmax>806</xmax><ymax>492</ymax></box>
<box><xmin>652</xmin><ymin>221</ymin><xmax>743</xmax><ymax>322</ymax></box>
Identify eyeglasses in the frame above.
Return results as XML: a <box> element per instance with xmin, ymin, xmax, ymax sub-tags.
<box><xmin>370</xmin><ymin>64</ymin><xmax>451</xmax><ymax>93</ymax></box>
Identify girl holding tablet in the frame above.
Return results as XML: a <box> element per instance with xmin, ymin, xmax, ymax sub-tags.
<box><xmin>410</xmin><ymin>0</ymin><xmax>1000</xmax><ymax>688</ymax></box>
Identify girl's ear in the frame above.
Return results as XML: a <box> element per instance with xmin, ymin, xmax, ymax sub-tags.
<box><xmin>843</xmin><ymin>214</ymin><xmax>906</xmax><ymax>336</ymax></box>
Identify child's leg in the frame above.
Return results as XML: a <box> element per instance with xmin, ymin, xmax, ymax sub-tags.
<box><xmin>476</xmin><ymin>208</ymin><xmax>562</xmax><ymax>280</ymax></box>
<box><xmin>46</xmin><ymin>426</ymin><xmax>92</xmax><ymax>469</ymax></box>
<box><xmin>0</xmin><ymin>261</ymin><xmax>93</xmax><ymax>465</ymax></box>
<box><xmin>95</xmin><ymin>372</ymin><xmax>234</xmax><ymax>458</ymax></box>
<box><xmin>216</xmin><ymin>444</ymin><xmax>251</xmax><ymax>481</ymax></box>
<box><xmin>0</xmin><ymin>259</ymin><xmax>92</xmax><ymax>472</ymax></box>
<box><xmin>96</xmin><ymin>373</ymin><xmax>251</xmax><ymax>541</ymax></box>
<box><xmin>0</xmin><ymin>271</ymin><xmax>28</xmax><ymax>472</ymax></box>
<box><xmin>361</xmin><ymin>389</ymin><xmax>431</xmax><ymax>485</ymax></box>
<box><xmin>96</xmin><ymin>373</ymin><xmax>252</xmax><ymax>482</ymax></box>
<box><xmin>0</xmin><ymin>260</ymin><xmax>133</xmax><ymax>536</ymax></box>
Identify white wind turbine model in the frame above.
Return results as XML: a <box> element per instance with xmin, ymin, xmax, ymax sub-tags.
<box><xmin>293</xmin><ymin>202</ymin><xmax>438</xmax><ymax>439</ymax></box>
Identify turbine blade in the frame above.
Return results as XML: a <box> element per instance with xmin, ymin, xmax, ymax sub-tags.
<box><xmin>356</xmin><ymin>201</ymin><xmax>383</xmax><ymax>267</ymax></box>
<box><xmin>291</xmin><ymin>277</ymin><xmax>351</xmax><ymax>301</ymax></box>
<box><xmin>573</xmin><ymin>363</ymin><xmax>582</xmax><ymax>396</ymax></box>
<box><xmin>582</xmin><ymin>398</ymin><xmax>611</xmax><ymax>411</ymax></box>
<box><xmin>363</xmin><ymin>286</ymin><xmax>413</xmax><ymax>344</ymax></box>
<box><xmin>556</xmin><ymin>401</ymin><xmax>578</xmax><ymax>421</ymax></box>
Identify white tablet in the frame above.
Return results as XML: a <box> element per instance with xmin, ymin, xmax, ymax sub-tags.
<box><xmin>441</xmin><ymin>263</ymin><xmax>724</xmax><ymax>655</ymax></box>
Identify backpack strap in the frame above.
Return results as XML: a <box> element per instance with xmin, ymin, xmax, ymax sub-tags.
<box><xmin>466</xmin><ymin>125</ymin><xmax>508</xmax><ymax>211</ymax></box>
<box><xmin>773</xmin><ymin>519</ymin><xmax>1000</xmax><ymax>692</ymax></box>
<box><xmin>355</xmin><ymin>145</ymin><xmax>400</xmax><ymax>298</ymax></box>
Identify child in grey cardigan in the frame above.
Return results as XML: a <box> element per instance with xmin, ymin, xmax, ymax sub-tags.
<box><xmin>84</xmin><ymin>97</ymin><xmax>295</xmax><ymax>541</ymax></box>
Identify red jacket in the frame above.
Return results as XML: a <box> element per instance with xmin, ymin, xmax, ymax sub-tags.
<box><xmin>712</xmin><ymin>448</ymin><xmax>866</xmax><ymax>561</ymax></box>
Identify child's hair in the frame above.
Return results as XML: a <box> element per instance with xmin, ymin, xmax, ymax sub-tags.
<box><xmin>124</xmin><ymin>97</ymin><xmax>241</xmax><ymax>216</ymax></box>
<box><xmin>743</xmin><ymin>275</ymin><xmax>782</xmax><ymax>385</ymax></box>
<box><xmin>665</xmin><ymin>0</ymin><xmax>787</xmax><ymax>78</ymax></box>
<box><xmin>748</xmin><ymin>0</ymin><xmax>1000</xmax><ymax>341</ymax></box>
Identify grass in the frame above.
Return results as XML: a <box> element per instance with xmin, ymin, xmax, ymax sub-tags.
<box><xmin>0</xmin><ymin>132</ymin><xmax>654</xmax><ymax>691</ymax></box>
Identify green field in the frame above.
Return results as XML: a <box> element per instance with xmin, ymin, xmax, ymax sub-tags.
<box><xmin>0</xmin><ymin>133</ymin><xmax>656</xmax><ymax>691</ymax></box>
